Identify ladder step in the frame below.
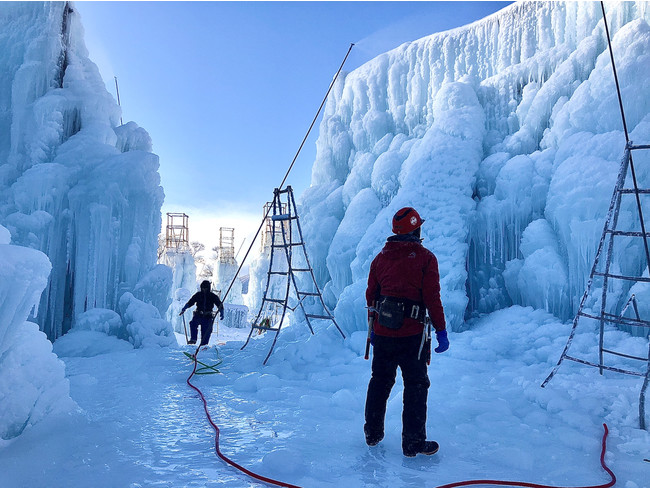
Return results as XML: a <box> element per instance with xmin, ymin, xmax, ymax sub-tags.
<box><xmin>602</xmin><ymin>312</ymin><xmax>650</xmax><ymax>328</ymax></box>
<box><xmin>305</xmin><ymin>314</ymin><xmax>332</xmax><ymax>320</ymax></box>
<box><xmin>578</xmin><ymin>310</ymin><xmax>650</xmax><ymax>328</ymax></box>
<box><xmin>606</xmin><ymin>230</ymin><xmax>650</xmax><ymax>237</ymax></box>
<box><xmin>253</xmin><ymin>325</ymin><xmax>280</xmax><ymax>331</ymax></box>
<box><xmin>269</xmin><ymin>271</ymin><xmax>289</xmax><ymax>275</ymax></box>
<box><xmin>593</xmin><ymin>271</ymin><xmax>650</xmax><ymax>282</ymax></box>
<box><xmin>292</xmin><ymin>268</ymin><xmax>311</xmax><ymax>272</ymax></box>
<box><xmin>272</xmin><ymin>214</ymin><xmax>294</xmax><ymax>221</ymax></box>
<box><xmin>264</xmin><ymin>298</ymin><xmax>286</xmax><ymax>304</ymax></box>
<box><xmin>272</xmin><ymin>243</ymin><xmax>303</xmax><ymax>248</ymax></box>
<box><xmin>629</xmin><ymin>144</ymin><xmax>650</xmax><ymax>150</ymax></box>
<box><xmin>602</xmin><ymin>348</ymin><xmax>648</xmax><ymax>361</ymax></box>
<box><xmin>618</xmin><ymin>189</ymin><xmax>650</xmax><ymax>194</ymax></box>
<box><xmin>297</xmin><ymin>291</ymin><xmax>320</xmax><ymax>296</ymax></box>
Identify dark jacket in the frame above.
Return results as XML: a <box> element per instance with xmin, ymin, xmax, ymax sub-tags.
<box><xmin>184</xmin><ymin>290</ymin><xmax>224</xmax><ymax>316</ymax></box>
<box><xmin>366</xmin><ymin>234</ymin><xmax>446</xmax><ymax>337</ymax></box>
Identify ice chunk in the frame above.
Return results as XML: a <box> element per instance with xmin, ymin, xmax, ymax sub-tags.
<box><xmin>0</xmin><ymin>232</ymin><xmax>74</xmax><ymax>440</ymax></box>
<box><xmin>118</xmin><ymin>292</ymin><xmax>175</xmax><ymax>348</ymax></box>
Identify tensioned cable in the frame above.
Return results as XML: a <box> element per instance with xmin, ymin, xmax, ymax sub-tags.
<box><xmin>185</xmin><ymin>43</ymin><xmax>354</xmax><ymax>488</ymax></box>
<box><xmin>600</xmin><ymin>1</ymin><xmax>650</xmax><ymax>278</ymax></box>
<box><xmin>600</xmin><ymin>2</ymin><xmax>629</xmax><ymax>141</ymax></box>
<box><xmin>221</xmin><ymin>42</ymin><xmax>354</xmax><ymax>304</ymax></box>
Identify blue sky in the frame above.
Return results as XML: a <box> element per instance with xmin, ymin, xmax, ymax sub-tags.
<box><xmin>75</xmin><ymin>1</ymin><xmax>511</xmax><ymax>250</ymax></box>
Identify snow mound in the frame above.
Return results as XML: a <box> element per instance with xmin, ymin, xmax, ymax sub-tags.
<box><xmin>0</xmin><ymin>225</ymin><xmax>74</xmax><ymax>441</ymax></box>
<box><xmin>52</xmin><ymin>330</ymin><xmax>133</xmax><ymax>358</ymax></box>
<box><xmin>118</xmin><ymin>292</ymin><xmax>176</xmax><ymax>348</ymax></box>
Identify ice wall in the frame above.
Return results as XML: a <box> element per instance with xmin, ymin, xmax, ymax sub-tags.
<box><xmin>162</xmin><ymin>250</ymin><xmax>196</xmax><ymax>334</ymax></box>
<box><xmin>0</xmin><ymin>3</ymin><xmax>167</xmax><ymax>340</ymax></box>
<box><xmin>300</xmin><ymin>1</ymin><xmax>650</xmax><ymax>333</ymax></box>
<box><xmin>213</xmin><ymin>256</ymin><xmax>243</xmax><ymax>305</ymax></box>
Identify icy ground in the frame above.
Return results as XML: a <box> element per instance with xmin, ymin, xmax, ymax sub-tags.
<box><xmin>1</xmin><ymin>307</ymin><xmax>648</xmax><ymax>488</ymax></box>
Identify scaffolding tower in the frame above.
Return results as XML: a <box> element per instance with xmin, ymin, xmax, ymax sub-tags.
<box><xmin>165</xmin><ymin>213</ymin><xmax>189</xmax><ymax>250</ymax></box>
<box><xmin>542</xmin><ymin>142</ymin><xmax>650</xmax><ymax>430</ymax></box>
<box><xmin>242</xmin><ymin>186</ymin><xmax>345</xmax><ymax>364</ymax></box>
<box><xmin>261</xmin><ymin>201</ymin><xmax>287</xmax><ymax>251</ymax></box>
<box><xmin>218</xmin><ymin>227</ymin><xmax>235</xmax><ymax>263</ymax></box>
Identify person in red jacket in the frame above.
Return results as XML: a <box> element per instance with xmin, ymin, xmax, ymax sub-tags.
<box><xmin>364</xmin><ymin>206</ymin><xmax>448</xmax><ymax>457</ymax></box>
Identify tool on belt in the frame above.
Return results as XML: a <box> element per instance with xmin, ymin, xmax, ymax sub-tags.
<box><xmin>418</xmin><ymin>317</ymin><xmax>433</xmax><ymax>364</ymax></box>
<box><xmin>365</xmin><ymin>305</ymin><xmax>376</xmax><ymax>360</ymax></box>
<box><xmin>376</xmin><ymin>295</ymin><xmax>426</xmax><ymax>330</ymax></box>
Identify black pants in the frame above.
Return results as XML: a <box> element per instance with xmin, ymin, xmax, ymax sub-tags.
<box><xmin>189</xmin><ymin>313</ymin><xmax>215</xmax><ymax>345</ymax></box>
<box><xmin>364</xmin><ymin>334</ymin><xmax>430</xmax><ymax>452</ymax></box>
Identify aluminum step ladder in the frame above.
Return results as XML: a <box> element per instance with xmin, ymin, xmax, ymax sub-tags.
<box><xmin>542</xmin><ymin>142</ymin><xmax>650</xmax><ymax>430</ymax></box>
<box><xmin>242</xmin><ymin>186</ymin><xmax>345</xmax><ymax>364</ymax></box>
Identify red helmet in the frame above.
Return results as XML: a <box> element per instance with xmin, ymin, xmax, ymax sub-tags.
<box><xmin>392</xmin><ymin>207</ymin><xmax>424</xmax><ymax>234</ymax></box>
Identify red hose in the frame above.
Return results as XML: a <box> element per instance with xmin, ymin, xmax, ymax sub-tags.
<box><xmin>186</xmin><ymin>350</ymin><xmax>615</xmax><ymax>488</ymax></box>
<box><xmin>186</xmin><ymin>347</ymin><xmax>302</xmax><ymax>488</ymax></box>
<box><xmin>434</xmin><ymin>424</ymin><xmax>616</xmax><ymax>488</ymax></box>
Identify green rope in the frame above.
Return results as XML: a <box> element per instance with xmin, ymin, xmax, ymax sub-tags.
<box><xmin>183</xmin><ymin>350</ymin><xmax>223</xmax><ymax>375</ymax></box>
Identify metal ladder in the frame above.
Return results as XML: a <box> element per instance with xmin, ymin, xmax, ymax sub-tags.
<box><xmin>241</xmin><ymin>186</ymin><xmax>345</xmax><ymax>364</ymax></box>
<box><xmin>542</xmin><ymin>142</ymin><xmax>650</xmax><ymax>430</ymax></box>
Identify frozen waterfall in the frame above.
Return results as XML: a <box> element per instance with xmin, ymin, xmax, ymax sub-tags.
<box><xmin>0</xmin><ymin>2</ymin><xmax>169</xmax><ymax>341</ymax></box>
<box><xmin>299</xmin><ymin>1</ymin><xmax>650</xmax><ymax>333</ymax></box>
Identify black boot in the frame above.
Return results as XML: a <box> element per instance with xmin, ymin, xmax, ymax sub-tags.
<box><xmin>365</xmin><ymin>430</ymin><xmax>384</xmax><ymax>447</ymax></box>
<box><xmin>403</xmin><ymin>440</ymin><xmax>439</xmax><ymax>457</ymax></box>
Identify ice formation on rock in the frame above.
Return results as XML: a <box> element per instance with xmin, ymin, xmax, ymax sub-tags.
<box><xmin>0</xmin><ymin>3</ymin><xmax>168</xmax><ymax>340</ymax></box>
<box><xmin>300</xmin><ymin>1</ymin><xmax>650</xmax><ymax>333</ymax></box>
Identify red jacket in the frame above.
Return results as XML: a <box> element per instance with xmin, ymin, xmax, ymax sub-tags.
<box><xmin>366</xmin><ymin>235</ymin><xmax>446</xmax><ymax>337</ymax></box>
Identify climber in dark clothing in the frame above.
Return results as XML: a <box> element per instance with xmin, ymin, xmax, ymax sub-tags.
<box><xmin>364</xmin><ymin>207</ymin><xmax>449</xmax><ymax>458</ymax></box>
<box><xmin>179</xmin><ymin>280</ymin><xmax>225</xmax><ymax>345</ymax></box>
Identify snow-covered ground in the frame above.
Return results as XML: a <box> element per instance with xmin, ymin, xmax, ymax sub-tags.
<box><xmin>1</xmin><ymin>310</ymin><xmax>648</xmax><ymax>488</ymax></box>
<box><xmin>2</xmin><ymin>2</ymin><xmax>650</xmax><ymax>487</ymax></box>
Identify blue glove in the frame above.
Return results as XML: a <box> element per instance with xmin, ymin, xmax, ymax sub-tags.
<box><xmin>434</xmin><ymin>330</ymin><xmax>449</xmax><ymax>353</ymax></box>
<box><xmin>219</xmin><ymin>310</ymin><xmax>225</xmax><ymax>321</ymax></box>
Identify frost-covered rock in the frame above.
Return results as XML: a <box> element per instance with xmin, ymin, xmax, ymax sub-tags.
<box><xmin>161</xmin><ymin>250</ymin><xmax>196</xmax><ymax>333</ymax></box>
